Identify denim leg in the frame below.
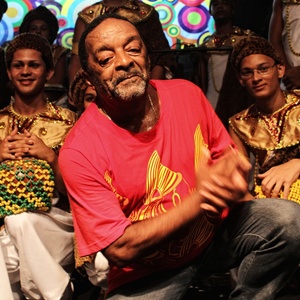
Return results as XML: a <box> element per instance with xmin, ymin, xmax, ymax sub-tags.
<box><xmin>199</xmin><ymin>198</ymin><xmax>300</xmax><ymax>300</ymax></box>
<box><xmin>107</xmin><ymin>199</ymin><xmax>300</xmax><ymax>300</ymax></box>
<box><xmin>106</xmin><ymin>265</ymin><xmax>197</xmax><ymax>300</ymax></box>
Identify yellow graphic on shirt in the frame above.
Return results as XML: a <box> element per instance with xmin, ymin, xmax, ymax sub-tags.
<box><xmin>104</xmin><ymin>125</ymin><xmax>219</xmax><ymax>264</ymax></box>
<box><xmin>129</xmin><ymin>150</ymin><xmax>183</xmax><ymax>221</ymax></box>
<box><xmin>194</xmin><ymin>124</ymin><xmax>208</xmax><ymax>172</ymax></box>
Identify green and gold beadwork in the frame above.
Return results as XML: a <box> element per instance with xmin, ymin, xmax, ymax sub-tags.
<box><xmin>0</xmin><ymin>158</ymin><xmax>55</xmax><ymax>218</ymax></box>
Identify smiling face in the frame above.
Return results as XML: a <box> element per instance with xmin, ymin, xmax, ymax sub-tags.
<box><xmin>85</xmin><ymin>18</ymin><xmax>150</xmax><ymax>103</ymax></box>
<box><xmin>238</xmin><ymin>54</ymin><xmax>285</xmax><ymax>101</ymax></box>
<box><xmin>7</xmin><ymin>49</ymin><xmax>53</xmax><ymax>98</ymax></box>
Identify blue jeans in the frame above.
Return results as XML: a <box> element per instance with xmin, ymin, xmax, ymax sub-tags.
<box><xmin>107</xmin><ymin>199</ymin><xmax>300</xmax><ymax>299</ymax></box>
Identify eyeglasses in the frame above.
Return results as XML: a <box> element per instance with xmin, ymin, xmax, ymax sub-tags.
<box><xmin>239</xmin><ymin>63</ymin><xmax>277</xmax><ymax>79</ymax></box>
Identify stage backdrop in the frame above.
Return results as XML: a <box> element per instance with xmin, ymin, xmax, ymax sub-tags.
<box><xmin>0</xmin><ymin>0</ymin><xmax>215</xmax><ymax>48</ymax></box>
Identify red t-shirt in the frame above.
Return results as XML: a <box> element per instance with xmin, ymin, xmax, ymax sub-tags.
<box><xmin>60</xmin><ymin>79</ymin><xmax>235</xmax><ymax>292</ymax></box>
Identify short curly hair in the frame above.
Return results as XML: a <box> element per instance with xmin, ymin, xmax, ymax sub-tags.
<box><xmin>5</xmin><ymin>33</ymin><xmax>54</xmax><ymax>71</ymax></box>
<box><xmin>231</xmin><ymin>36</ymin><xmax>283</xmax><ymax>71</ymax></box>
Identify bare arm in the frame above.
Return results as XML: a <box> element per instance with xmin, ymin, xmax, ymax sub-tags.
<box><xmin>104</xmin><ymin>147</ymin><xmax>251</xmax><ymax>267</ymax></box>
<box><xmin>269</xmin><ymin>0</ymin><xmax>291</xmax><ymax>69</ymax></box>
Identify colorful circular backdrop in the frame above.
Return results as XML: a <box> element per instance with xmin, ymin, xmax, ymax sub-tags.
<box><xmin>0</xmin><ymin>0</ymin><xmax>215</xmax><ymax>47</ymax></box>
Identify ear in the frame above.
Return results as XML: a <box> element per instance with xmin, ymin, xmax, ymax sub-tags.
<box><xmin>276</xmin><ymin>64</ymin><xmax>285</xmax><ymax>79</ymax></box>
<box><xmin>46</xmin><ymin>69</ymin><xmax>54</xmax><ymax>81</ymax></box>
<box><xmin>237</xmin><ymin>74</ymin><xmax>245</xmax><ymax>86</ymax></box>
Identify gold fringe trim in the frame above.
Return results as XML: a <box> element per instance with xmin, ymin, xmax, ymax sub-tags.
<box><xmin>74</xmin><ymin>236</ymin><xmax>94</xmax><ymax>269</ymax></box>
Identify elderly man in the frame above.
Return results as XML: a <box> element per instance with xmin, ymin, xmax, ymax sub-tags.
<box><xmin>59</xmin><ymin>14</ymin><xmax>300</xmax><ymax>299</ymax></box>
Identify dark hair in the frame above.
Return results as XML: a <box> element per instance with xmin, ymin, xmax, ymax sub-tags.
<box><xmin>209</xmin><ymin>0</ymin><xmax>236</xmax><ymax>15</ymax></box>
<box><xmin>19</xmin><ymin>6</ymin><xmax>59</xmax><ymax>45</ymax></box>
<box><xmin>5</xmin><ymin>33</ymin><xmax>54</xmax><ymax>71</ymax></box>
<box><xmin>78</xmin><ymin>13</ymin><xmax>136</xmax><ymax>73</ymax></box>
<box><xmin>0</xmin><ymin>0</ymin><xmax>7</xmax><ymax>16</ymax></box>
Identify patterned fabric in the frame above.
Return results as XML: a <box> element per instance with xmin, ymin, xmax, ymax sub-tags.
<box><xmin>229</xmin><ymin>90</ymin><xmax>300</xmax><ymax>150</ymax></box>
<box><xmin>5</xmin><ymin>33</ymin><xmax>54</xmax><ymax>70</ymax></box>
<box><xmin>79</xmin><ymin>0</ymin><xmax>152</xmax><ymax>24</ymax></box>
<box><xmin>255</xmin><ymin>179</ymin><xmax>300</xmax><ymax>204</ymax></box>
<box><xmin>0</xmin><ymin>101</ymin><xmax>77</xmax><ymax>154</ymax></box>
<box><xmin>0</xmin><ymin>158</ymin><xmax>55</xmax><ymax>218</ymax></box>
<box><xmin>69</xmin><ymin>68</ymin><xmax>90</xmax><ymax>108</ymax></box>
<box><xmin>201</xmin><ymin>26</ymin><xmax>254</xmax><ymax>48</ymax></box>
<box><xmin>231</xmin><ymin>35</ymin><xmax>283</xmax><ymax>70</ymax></box>
<box><xmin>229</xmin><ymin>90</ymin><xmax>300</xmax><ymax>201</ymax></box>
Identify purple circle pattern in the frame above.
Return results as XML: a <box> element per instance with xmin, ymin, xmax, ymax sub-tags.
<box><xmin>1</xmin><ymin>0</ymin><xmax>214</xmax><ymax>48</ymax></box>
<box><xmin>154</xmin><ymin>4</ymin><xmax>175</xmax><ymax>27</ymax></box>
<box><xmin>178</xmin><ymin>5</ymin><xmax>209</xmax><ymax>34</ymax></box>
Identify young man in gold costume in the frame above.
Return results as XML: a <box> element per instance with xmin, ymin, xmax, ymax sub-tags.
<box><xmin>229</xmin><ymin>35</ymin><xmax>300</xmax><ymax>203</ymax></box>
<box><xmin>0</xmin><ymin>33</ymin><xmax>77</xmax><ymax>299</ymax></box>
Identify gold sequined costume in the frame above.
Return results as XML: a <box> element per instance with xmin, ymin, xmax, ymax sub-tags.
<box><xmin>229</xmin><ymin>90</ymin><xmax>300</xmax><ymax>203</ymax></box>
<box><xmin>0</xmin><ymin>101</ymin><xmax>77</xmax><ymax>154</ymax></box>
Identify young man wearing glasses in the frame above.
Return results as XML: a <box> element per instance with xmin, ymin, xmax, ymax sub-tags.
<box><xmin>229</xmin><ymin>35</ymin><xmax>300</xmax><ymax>203</ymax></box>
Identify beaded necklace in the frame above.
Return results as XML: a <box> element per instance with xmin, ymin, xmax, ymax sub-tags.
<box><xmin>285</xmin><ymin>3</ymin><xmax>300</xmax><ymax>56</ymax></box>
<box><xmin>8</xmin><ymin>101</ymin><xmax>50</xmax><ymax>133</ymax></box>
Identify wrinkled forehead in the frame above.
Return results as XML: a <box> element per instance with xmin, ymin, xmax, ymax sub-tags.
<box><xmin>86</xmin><ymin>18</ymin><xmax>141</xmax><ymax>46</ymax></box>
